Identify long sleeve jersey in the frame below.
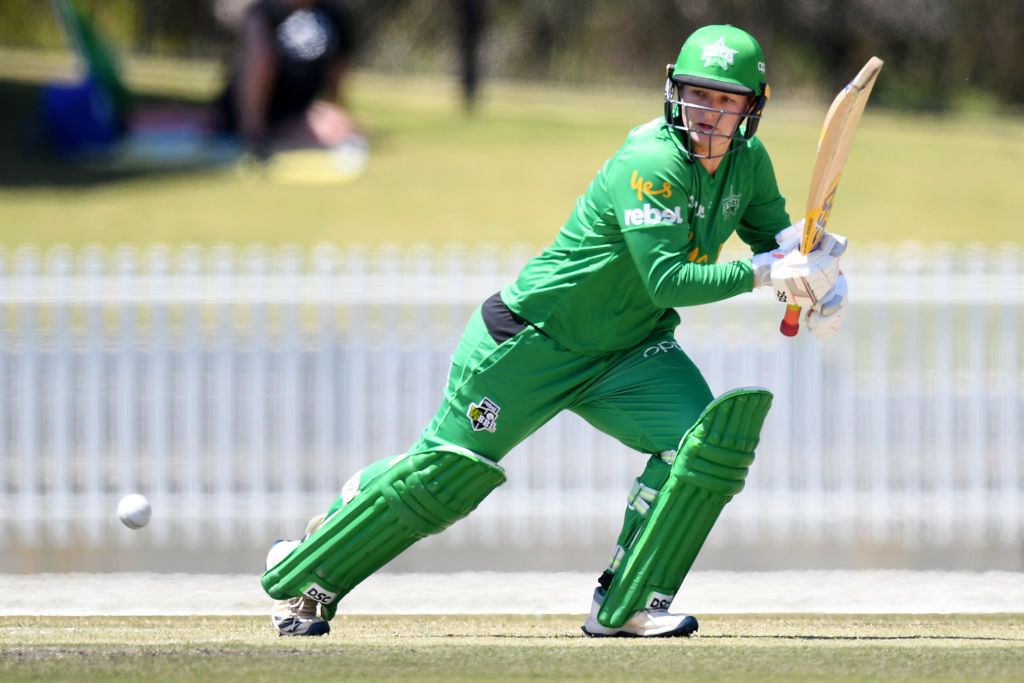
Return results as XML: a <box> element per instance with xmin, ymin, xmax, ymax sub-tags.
<box><xmin>501</xmin><ymin>118</ymin><xmax>791</xmax><ymax>355</ymax></box>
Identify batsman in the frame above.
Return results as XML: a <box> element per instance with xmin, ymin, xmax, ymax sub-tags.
<box><xmin>261</xmin><ymin>24</ymin><xmax>849</xmax><ymax>637</ymax></box>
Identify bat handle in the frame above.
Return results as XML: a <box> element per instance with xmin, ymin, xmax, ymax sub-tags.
<box><xmin>780</xmin><ymin>304</ymin><xmax>801</xmax><ymax>337</ymax></box>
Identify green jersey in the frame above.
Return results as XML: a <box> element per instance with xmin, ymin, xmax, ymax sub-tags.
<box><xmin>502</xmin><ymin>118</ymin><xmax>790</xmax><ymax>355</ymax></box>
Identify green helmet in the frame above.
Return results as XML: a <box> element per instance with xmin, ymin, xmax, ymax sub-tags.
<box><xmin>670</xmin><ymin>25</ymin><xmax>768</xmax><ymax>97</ymax></box>
<box><xmin>664</xmin><ymin>25</ymin><xmax>770</xmax><ymax>152</ymax></box>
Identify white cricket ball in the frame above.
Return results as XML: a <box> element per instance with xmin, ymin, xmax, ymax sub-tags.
<box><xmin>117</xmin><ymin>493</ymin><xmax>152</xmax><ymax>529</ymax></box>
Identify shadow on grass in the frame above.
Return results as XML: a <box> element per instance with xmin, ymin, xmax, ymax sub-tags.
<box><xmin>0</xmin><ymin>78</ymin><xmax>218</xmax><ymax>188</ymax></box>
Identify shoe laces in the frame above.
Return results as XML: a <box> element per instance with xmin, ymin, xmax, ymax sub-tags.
<box><xmin>287</xmin><ymin>596</ymin><xmax>321</xmax><ymax>620</ymax></box>
<box><xmin>296</xmin><ymin>598</ymin><xmax>319</xmax><ymax>618</ymax></box>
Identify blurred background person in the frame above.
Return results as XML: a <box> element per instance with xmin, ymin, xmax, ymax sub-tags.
<box><xmin>214</xmin><ymin>0</ymin><xmax>360</xmax><ymax>155</ymax></box>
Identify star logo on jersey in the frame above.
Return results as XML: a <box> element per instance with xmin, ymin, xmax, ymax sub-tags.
<box><xmin>467</xmin><ymin>397</ymin><xmax>501</xmax><ymax>432</ymax></box>
<box><xmin>701</xmin><ymin>37</ymin><xmax>739</xmax><ymax>70</ymax></box>
<box><xmin>721</xmin><ymin>187</ymin><xmax>741</xmax><ymax>217</ymax></box>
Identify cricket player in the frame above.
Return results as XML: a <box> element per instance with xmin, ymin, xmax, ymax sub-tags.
<box><xmin>262</xmin><ymin>24</ymin><xmax>848</xmax><ymax>637</ymax></box>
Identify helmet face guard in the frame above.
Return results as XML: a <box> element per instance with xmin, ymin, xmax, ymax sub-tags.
<box><xmin>663</xmin><ymin>25</ymin><xmax>770</xmax><ymax>159</ymax></box>
<box><xmin>663</xmin><ymin>72</ymin><xmax>768</xmax><ymax>159</ymax></box>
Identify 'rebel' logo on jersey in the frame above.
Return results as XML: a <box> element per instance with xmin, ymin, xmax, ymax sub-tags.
<box><xmin>623</xmin><ymin>203</ymin><xmax>684</xmax><ymax>227</ymax></box>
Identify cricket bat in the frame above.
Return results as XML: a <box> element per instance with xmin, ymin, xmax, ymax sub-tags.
<box><xmin>779</xmin><ymin>56</ymin><xmax>884</xmax><ymax>337</ymax></box>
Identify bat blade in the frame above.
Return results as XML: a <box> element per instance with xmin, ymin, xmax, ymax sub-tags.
<box><xmin>780</xmin><ymin>56</ymin><xmax>883</xmax><ymax>337</ymax></box>
<box><xmin>802</xmin><ymin>56</ymin><xmax>883</xmax><ymax>254</ymax></box>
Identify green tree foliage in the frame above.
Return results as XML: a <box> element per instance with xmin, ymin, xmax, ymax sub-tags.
<box><xmin>0</xmin><ymin>0</ymin><xmax>1020</xmax><ymax>110</ymax></box>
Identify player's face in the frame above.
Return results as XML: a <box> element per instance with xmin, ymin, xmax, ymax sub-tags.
<box><xmin>679</xmin><ymin>85</ymin><xmax>753</xmax><ymax>155</ymax></box>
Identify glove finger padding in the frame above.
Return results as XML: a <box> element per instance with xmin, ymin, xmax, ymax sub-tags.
<box><xmin>751</xmin><ymin>219</ymin><xmax>809</xmax><ymax>289</ymax></box>
<box><xmin>815</xmin><ymin>271</ymin><xmax>848</xmax><ymax>317</ymax></box>
<box><xmin>820</xmin><ymin>232</ymin><xmax>848</xmax><ymax>259</ymax></box>
<box><xmin>770</xmin><ymin>233</ymin><xmax>847</xmax><ymax>308</ymax></box>
<box><xmin>804</xmin><ymin>273</ymin><xmax>848</xmax><ymax>340</ymax></box>
<box><xmin>773</xmin><ymin>218</ymin><xmax>805</xmax><ymax>253</ymax></box>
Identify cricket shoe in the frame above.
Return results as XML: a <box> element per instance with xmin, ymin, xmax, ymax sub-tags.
<box><xmin>581</xmin><ymin>588</ymin><xmax>698</xmax><ymax>638</ymax></box>
<box><xmin>270</xmin><ymin>596</ymin><xmax>331</xmax><ymax>637</ymax></box>
<box><xmin>265</xmin><ymin>514</ymin><xmax>331</xmax><ymax>637</ymax></box>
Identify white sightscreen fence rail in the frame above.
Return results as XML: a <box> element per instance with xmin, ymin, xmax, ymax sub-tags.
<box><xmin>0</xmin><ymin>242</ymin><xmax>1020</xmax><ymax>553</ymax></box>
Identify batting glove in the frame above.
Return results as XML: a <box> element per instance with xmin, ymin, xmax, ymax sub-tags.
<box><xmin>804</xmin><ymin>272</ymin><xmax>848</xmax><ymax>340</ymax></box>
<box><xmin>769</xmin><ymin>231</ymin><xmax>848</xmax><ymax>307</ymax></box>
<box><xmin>751</xmin><ymin>219</ymin><xmax>806</xmax><ymax>289</ymax></box>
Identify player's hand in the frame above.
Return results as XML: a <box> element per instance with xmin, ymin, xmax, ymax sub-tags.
<box><xmin>751</xmin><ymin>219</ymin><xmax>805</xmax><ymax>288</ymax></box>
<box><xmin>769</xmin><ymin>232</ymin><xmax>847</xmax><ymax>307</ymax></box>
<box><xmin>804</xmin><ymin>272</ymin><xmax>847</xmax><ymax>340</ymax></box>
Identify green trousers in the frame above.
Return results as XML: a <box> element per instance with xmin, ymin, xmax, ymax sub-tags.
<box><xmin>411</xmin><ymin>305</ymin><xmax>713</xmax><ymax>465</ymax></box>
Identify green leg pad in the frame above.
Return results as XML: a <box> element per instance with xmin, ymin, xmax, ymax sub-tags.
<box><xmin>261</xmin><ymin>448</ymin><xmax>506</xmax><ymax>616</ymax></box>
<box><xmin>598</xmin><ymin>387</ymin><xmax>773</xmax><ymax>628</ymax></box>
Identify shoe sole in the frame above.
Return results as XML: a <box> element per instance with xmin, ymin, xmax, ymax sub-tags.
<box><xmin>581</xmin><ymin>615</ymin><xmax>698</xmax><ymax>638</ymax></box>
<box><xmin>276</xmin><ymin>621</ymin><xmax>331</xmax><ymax>637</ymax></box>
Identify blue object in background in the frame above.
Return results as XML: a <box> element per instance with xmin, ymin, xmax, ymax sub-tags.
<box><xmin>39</xmin><ymin>76</ymin><xmax>122</xmax><ymax>157</ymax></box>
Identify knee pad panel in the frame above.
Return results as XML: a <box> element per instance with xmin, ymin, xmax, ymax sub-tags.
<box><xmin>261</xmin><ymin>448</ymin><xmax>505</xmax><ymax>615</ymax></box>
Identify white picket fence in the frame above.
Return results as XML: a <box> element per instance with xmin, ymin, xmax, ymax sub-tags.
<box><xmin>0</xmin><ymin>242</ymin><xmax>1021</xmax><ymax>555</ymax></box>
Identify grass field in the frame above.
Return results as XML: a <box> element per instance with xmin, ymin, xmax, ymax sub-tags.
<box><xmin>0</xmin><ymin>48</ymin><xmax>1022</xmax><ymax>249</ymax></box>
<box><xmin>2</xmin><ymin>614</ymin><xmax>1023</xmax><ymax>681</ymax></box>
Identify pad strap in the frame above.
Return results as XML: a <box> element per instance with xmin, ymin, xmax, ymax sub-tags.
<box><xmin>261</xmin><ymin>448</ymin><xmax>506</xmax><ymax>617</ymax></box>
<box><xmin>597</xmin><ymin>387</ymin><xmax>773</xmax><ymax>628</ymax></box>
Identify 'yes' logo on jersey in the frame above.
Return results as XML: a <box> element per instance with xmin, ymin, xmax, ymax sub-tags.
<box><xmin>630</xmin><ymin>170</ymin><xmax>672</xmax><ymax>201</ymax></box>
